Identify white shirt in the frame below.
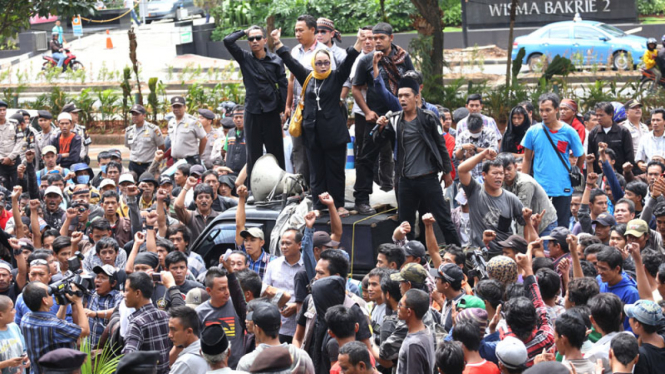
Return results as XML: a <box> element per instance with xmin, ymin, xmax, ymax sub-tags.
<box><xmin>456</xmin><ymin>114</ymin><xmax>503</xmax><ymax>140</ymax></box>
<box><xmin>621</xmin><ymin>119</ymin><xmax>650</xmax><ymax>152</ymax></box>
<box><xmin>263</xmin><ymin>255</ymin><xmax>305</xmax><ymax>336</ymax></box>
<box><xmin>636</xmin><ymin>130</ymin><xmax>665</xmax><ymax>162</ymax></box>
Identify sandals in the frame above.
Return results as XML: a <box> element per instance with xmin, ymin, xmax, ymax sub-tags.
<box><xmin>337</xmin><ymin>207</ymin><xmax>350</xmax><ymax>218</ymax></box>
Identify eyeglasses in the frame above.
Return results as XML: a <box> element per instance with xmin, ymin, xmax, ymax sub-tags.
<box><xmin>247</xmin><ymin>36</ymin><xmax>263</xmax><ymax>42</ymax></box>
<box><xmin>316</xmin><ymin>30</ymin><xmax>329</xmax><ymax>34</ymax></box>
<box><xmin>315</xmin><ymin>61</ymin><xmax>331</xmax><ymax>67</ymax></box>
<box><xmin>76</xmin><ymin>206</ymin><xmax>88</xmax><ymax>213</ymax></box>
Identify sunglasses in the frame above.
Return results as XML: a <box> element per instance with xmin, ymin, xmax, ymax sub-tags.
<box><xmin>315</xmin><ymin>61</ymin><xmax>331</xmax><ymax>67</ymax></box>
<box><xmin>316</xmin><ymin>30</ymin><xmax>329</xmax><ymax>34</ymax></box>
<box><xmin>76</xmin><ymin>206</ymin><xmax>88</xmax><ymax>213</ymax></box>
<box><xmin>247</xmin><ymin>36</ymin><xmax>263</xmax><ymax>42</ymax></box>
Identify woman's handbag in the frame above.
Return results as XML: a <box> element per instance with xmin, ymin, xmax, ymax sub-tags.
<box><xmin>288</xmin><ymin>73</ymin><xmax>314</xmax><ymax>137</ymax></box>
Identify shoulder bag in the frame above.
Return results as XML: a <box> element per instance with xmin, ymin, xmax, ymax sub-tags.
<box><xmin>542</xmin><ymin>125</ymin><xmax>582</xmax><ymax>187</ymax></box>
<box><xmin>288</xmin><ymin>73</ymin><xmax>313</xmax><ymax>137</ymax></box>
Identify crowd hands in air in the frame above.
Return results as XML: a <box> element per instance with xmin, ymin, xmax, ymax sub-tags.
<box><xmin>1</xmin><ymin>13</ymin><xmax>665</xmax><ymax>374</ymax></box>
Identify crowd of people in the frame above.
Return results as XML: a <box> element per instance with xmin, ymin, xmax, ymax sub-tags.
<box><xmin>0</xmin><ymin>13</ymin><xmax>665</xmax><ymax>374</ymax></box>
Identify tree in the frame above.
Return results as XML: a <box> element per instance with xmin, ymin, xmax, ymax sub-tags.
<box><xmin>505</xmin><ymin>0</ymin><xmax>519</xmax><ymax>87</ymax></box>
<box><xmin>0</xmin><ymin>0</ymin><xmax>97</xmax><ymax>39</ymax></box>
<box><xmin>410</xmin><ymin>0</ymin><xmax>445</xmax><ymax>89</ymax></box>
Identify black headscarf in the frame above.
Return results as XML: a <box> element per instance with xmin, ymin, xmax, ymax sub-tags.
<box><xmin>501</xmin><ymin>105</ymin><xmax>532</xmax><ymax>154</ymax></box>
<box><xmin>311</xmin><ymin>276</ymin><xmax>346</xmax><ymax>373</ymax></box>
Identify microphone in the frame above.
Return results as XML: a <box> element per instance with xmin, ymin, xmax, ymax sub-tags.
<box><xmin>369</xmin><ymin>111</ymin><xmax>395</xmax><ymax>136</ymax></box>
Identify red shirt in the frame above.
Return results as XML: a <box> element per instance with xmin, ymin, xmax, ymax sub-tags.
<box><xmin>463</xmin><ymin>360</ymin><xmax>501</xmax><ymax>374</ymax></box>
<box><xmin>569</xmin><ymin>117</ymin><xmax>586</xmax><ymax>143</ymax></box>
<box><xmin>0</xmin><ymin>209</ymin><xmax>12</xmax><ymax>230</ymax></box>
<box><xmin>444</xmin><ymin>133</ymin><xmax>456</xmax><ymax>179</ymax></box>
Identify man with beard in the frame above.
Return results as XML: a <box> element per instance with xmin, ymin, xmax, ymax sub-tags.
<box><xmin>374</xmin><ymin>78</ymin><xmax>459</xmax><ymax>245</ymax></box>
<box><xmin>175</xmin><ymin>176</ymin><xmax>220</xmax><ymax>241</ymax></box>
<box><xmin>223</xmin><ymin>25</ymin><xmax>287</xmax><ymax>187</ymax></box>
<box><xmin>352</xmin><ymin>22</ymin><xmax>414</xmax><ymax>214</ymax></box>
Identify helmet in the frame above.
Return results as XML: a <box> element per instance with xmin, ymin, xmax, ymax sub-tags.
<box><xmin>662</xmin><ymin>34</ymin><xmax>665</xmax><ymax>43</ymax></box>
<box><xmin>648</xmin><ymin>37</ymin><xmax>657</xmax><ymax>48</ymax></box>
<box><xmin>218</xmin><ymin>101</ymin><xmax>236</xmax><ymax>115</ymax></box>
<box><xmin>611</xmin><ymin>102</ymin><xmax>626</xmax><ymax>123</ymax></box>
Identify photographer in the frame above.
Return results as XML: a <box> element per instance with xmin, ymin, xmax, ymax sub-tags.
<box><xmin>15</xmin><ymin>259</ymin><xmax>72</xmax><ymax>327</ymax></box>
<box><xmin>84</xmin><ymin>264</ymin><xmax>123</xmax><ymax>347</ymax></box>
<box><xmin>20</xmin><ymin>281</ymin><xmax>89</xmax><ymax>374</ymax></box>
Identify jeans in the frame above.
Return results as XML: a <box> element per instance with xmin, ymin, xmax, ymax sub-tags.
<box><xmin>130</xmin><ymin>9</ymin><xmax>141</xmax><ymax>26</ymax></box>
<box><xmin>52</xmin><ymin>52</ymin><xmax>66</xmax><ymax>68</ymax></box>
<box><xmin>550</xmin><ymin>195</ymin><xmax>572</xmax><ymax>228</ymax></box>
<box><xmin>649</xmin><ymin>67</ymin><xmax>662</xmax><ymax>91</ymax></box>
<box><xmin>398</xmin><ymin>173</ymin><xmax>461</xmax><ymax>246</ymax></box>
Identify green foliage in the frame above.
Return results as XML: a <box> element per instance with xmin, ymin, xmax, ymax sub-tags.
<box><xmin>96</xmin><ymin>88</ymin><xmax>120</xmax><ymax>132</ymax></box>
<box><xmin>440</xmin><ymin>0</ymin><xmax>462</xmax><ymax>26</ymax></box>
<box><xmin>0</xmin><ymin>0</ymin><xmax>98</xmax><ymax>39</ymax></box>
<box><xmin>148</xmin><ymin>77</ymin><xmax>160</xmax><ymax>123</ymax></box>
<box><xmin>512</xmin><ymin>48</ymin><xmax>525</xmax><ymax>80</ymax></box>
<box><xmin>79</xmin><ymin>338</ymin><xmax>123</xmax><ymax>374</ymax></box>
<box><xmin>73</xmin><ymin>88</ymin><xmax>96</xmax><ymax>125</ymax></box>
<box><xmin>121</xmin><ymin>67</ymin><xmax>133</xmax><ymax>127</ymax></box>
<box><xmin>542</xmin><ymin>55</ymin><xmax>575</xmax><ymax>81</ymax></box>
<box><xmin>637</xmin><ymin>0</ymin><xmax>665</xmax><ymax>15</ymax></box>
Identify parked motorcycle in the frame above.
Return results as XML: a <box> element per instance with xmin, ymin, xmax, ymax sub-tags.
<box><xmin>42</xmin><ymin>49</ymin><xmax>84</xmax><ymax>72</ymax></box>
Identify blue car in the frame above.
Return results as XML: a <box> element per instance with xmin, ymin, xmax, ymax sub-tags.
<box><xmin>512</xmin><ymin>20</ymin><xmax>647</xmax><ymax>72</ymax></box>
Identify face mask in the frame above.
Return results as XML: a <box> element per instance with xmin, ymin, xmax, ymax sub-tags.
<box><xmin>76</xmin><ymin>175</ymin><xmax>90</xmax><ymax>185</ymax></box>
<box><xmin>469</xmin><ymin>132</ymin><xmax>481</xmax><ymax>139</ymax></box>
<box><xmin>101</xmin><ymin>165</ymin><xmax>107</xmax><ymax>174</ymax></box>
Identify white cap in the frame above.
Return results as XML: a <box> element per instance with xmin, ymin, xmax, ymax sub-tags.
<box><xmin>99</xmin><ymin>179</ymin><xmax>116</xmax><ymax>189</ymax></box>
<box><xmin>44</xmin><ymin>186</ymin><xmax>63</xmax><ymax>198</ymax></box>
<box><xmin>119</xmin><ymin>173</ymin><xmax>135</xmax><ymax>185</ymax></box>
<box><xmin>57</xmin><ymin>113</ymin><xmax>72</xmax><ymax>122</ymax></box>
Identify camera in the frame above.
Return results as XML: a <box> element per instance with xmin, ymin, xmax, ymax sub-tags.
<box><xmin>49</xmin><ymin>252</ymin><xmax>94</xmax><ymax>305</ymax></box>
<box><xmin>468</xmin><ymin>247</ymin><xmax>489</xmax><ymax>281</ymax></box>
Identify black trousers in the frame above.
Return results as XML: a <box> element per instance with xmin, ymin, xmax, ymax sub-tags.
<box><xmin>373</xmin><ymin>142</ymin><xmax>395</xmax><ymax>189</ymax></box>
<box><xmin>129</xmin><ymin>161</ymin><xmax>149</xmax><ymax>176</ymax></box>
<box><xmin>354</xmin><ymin>114</ymin><xmax>368</xmax><ymax>158</ymax></box>
<box><xmin>551</xmin><ymin>195</ymin><xmax>572</xmax><ymax>228</ymax></box>
<box><xmin>398</xmin><ymin>173</ymin><xmax>461</xmax><ymax>246</ymax></box>
<box><xmin>292</xmin><ymin>132</ymin><xmax>310</xmax><ymax>188</ymax></box>
<box><xmin>305</xmin><ymin>143</ymin><xmax>346</xmax><ymax>210</ymax></box>
<box><xmin>245</xmin><ymin>109</ymin><xmax>285</xmax><ymax>187</ymax></box>
<box><xmin>0</xmin><ymin>162</ymin><xmax>17</xmax><ymax>189</ymax></box>
<box><xmin>354</xmin><ymin>121</ymin><xmax>392</xmax><ymax>205</ymax></box>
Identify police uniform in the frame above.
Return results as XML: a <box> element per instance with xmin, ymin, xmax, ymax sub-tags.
<box><xmin>198</xmin><ymin>109</ymin><xmax>220</xmax><ymax>169</ymax></box>
<box><xmin>225</xmin><ymin>129</ymin><xmax>246</xmax><ymax>175</ymax></box>
<box><xmin>167</xmin><ymin>97</ymin><xmax>205</xmax><ymax>164</ymax></box>
<box><xmin>0</xmin><ymin>114</ymin><xmax>27</xmax><ymax>188</ymax></box>
<box><xmin>126</xmin><ymin>104</ymin><xmax>165</xmax><ymax>176</ymax></box>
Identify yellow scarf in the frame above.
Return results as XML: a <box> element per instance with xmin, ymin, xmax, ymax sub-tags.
<box><xmin>310</xmin><ymin>50</ymin><xmax>332</xmax><ymax>80</ymax></box>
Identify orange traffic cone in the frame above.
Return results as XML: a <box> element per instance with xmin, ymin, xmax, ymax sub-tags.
<box><xmin>105</xmin><ymin>30</ymin><xmax>113</xmax><ymax>49</ymax></box>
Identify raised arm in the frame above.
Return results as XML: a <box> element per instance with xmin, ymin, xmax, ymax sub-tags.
<box><xmin>302</xmin><ymin>211</ymin><xmax>317</xmax><ymax>280</ymax></box>
<box><xmin>125</xmin><ymin>185</ymin><xmax>143</xmax><ymax>235</ymax></box>
<box><xmin>155</xmin><ymin>188</ymin><xmax>169</xmax><ymax>238</ymax></box>
<box><xmin>458</xmin><ymin>148</ymin><xmax>497</xmax><ymax>186</ymax></box>
<box><xmin>235</xmin><ymin>185</ymin><xmax>248</xmax><ymax>247</ymax></box>
<box><xmin>145</xmin><ymin>211</ymin><xmax>158</xmax><ymax>254</ymax></box>
<box><xmin>628</xmin><ymin>242</ymin><xmax>654</xmax><ymax>301</ymax></box>
<box><xmin>371</xmin><ymin>53</ymin><xmax>401</xmax><ymax>113</ymax></box>
<box><xmin>125</xmin><ymin>231</ymin><xmax>145</xmax><ymax>274</ymax></box>
<box><xmin>8</xmin><ymin>238</ymin><xmax>27</xmax><ymax>291</ymax></box>
<box><xmin>29</xmin><ymin>200</ymin><xmax>42</xmax><ymax>249</ymax></box>
<box><xmin>272</xmin><ymin>29</ymin><xmax>310</xmax><ymax>85</ymax></box>
<box><xmin>60</xmin><ymin>207</ymin><xmax>77</xmax><ymax>238</ymax></box>
<box><xmin>319</xmin><ymin>193</ymin><xmax>342</xmax><ymax>241</ymax></box>
<box><xmin>222</xmin><ymin>29</ymin><xmax>249</xmax><ymax>63</ymax></box>
<box><xmin>175</xmin><ymin>176</ymin><xmax>196</xmax><ymax>225</ymax></box>
<box><xmin>25</xmin><ymin>151</ymin><xmax>39</xmax><ymax>199</ymax></box>
<box><xmin>422</xmin><ymin>214</ymin><xmax>443</xmax><ymax>268</ymax></box>
<box><xmin>10</xmin><ymin>187</ymin><xmax>24</xmax><ymax>239</ymax></box>
<box><xmin>567</xmin><ymin>234</ymin><xmax>584</xmax><ymax>279</ymax></box>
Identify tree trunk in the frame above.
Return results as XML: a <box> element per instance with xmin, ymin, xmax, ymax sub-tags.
<box><xmin>410</xmin><ymin>0</ymin><xmax>445</xmax><ymax>89</ymax></box>
<box><xmin>505</xmin><ymin>0</ymin><xmax>519</xmax><ymax>87</ymax></box>
<box><xmin>266</xmin><ymin>15</ymin><xmax>275</xmax><ymax>51</ymax></box>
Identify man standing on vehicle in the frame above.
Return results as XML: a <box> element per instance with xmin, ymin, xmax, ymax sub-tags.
<box><xmin>223</xmin><ymin>25</ymin><xmax>287</xmax><ymax>188</ymax></box>
<box><xmin>49</xmin><ymin>32</ymin><xmax>66</xmax><ymax>69</ymax></box>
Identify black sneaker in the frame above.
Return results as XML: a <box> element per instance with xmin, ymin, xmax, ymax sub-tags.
<box><xmin>355</xmin><ymin>203</ymin><xmax>376</xmax><ymax>215</ymax></box>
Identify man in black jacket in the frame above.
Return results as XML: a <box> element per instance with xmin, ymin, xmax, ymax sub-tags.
<box><xmin>376</xmin><ymin>78</ymin><xmax>460</xmax><ymax>246</ymax></box>
<box><xmin>223</xmin><ymin>26</ymin><xmax>288</xmax><ymax>188</ymax></box>
<box><xmin>587</xmin><ymin>102</ymin><xmax>634</xmax><ymax>174</ymax></box>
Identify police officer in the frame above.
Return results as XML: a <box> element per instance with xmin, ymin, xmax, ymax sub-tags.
<box><xmin>15</xmin><ymin>112</ymin><xmax>40</xmax><ymax>168</ymax></box>
<box><xmin>125</xmin><ymin>104</ymin><xmax>165</xmax><ymax>176</ymax></box>
<box><xmin>198</xmin><ymin>108</ymin><xmax>220</xmax><ymax>169</ymax></box>
<box><xmin>62</xmin><ymin>103</ymin><xmax>92</xmax><ymax>164</ymax></box>
<box><xmin>36</xmin><ymin>110</ymin><xmax>59</xmax><ymax>170</ymax></box>
<box><xmin>0</xmin><ymin>112</ymin><xmax>26</xmax><ymax>189</ymax></box>
<box><xmin>167</xmin><ymin>96</ymin><xmax>206</xmax><ymax>165</ymax></box>
<box><xmin>224</xmin><ymin>105</ymin><xmax>246</xmax><ymax>175</ymax></box>
<box><xmin>39</xmin><ymin>347</ymin><xmax>87</xmax><ymax>374</ymax></box>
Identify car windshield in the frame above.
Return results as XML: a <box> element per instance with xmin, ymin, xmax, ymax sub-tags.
<box><xmin>596</xmin><ymin>23</ymin><xmax>625</xmax><ymax>37</ymax></box>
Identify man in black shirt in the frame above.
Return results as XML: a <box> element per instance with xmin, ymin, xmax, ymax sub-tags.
<box><xmin>49</xmin><ymin>32</ymin><xmax>66</xmax><ymax>68</ymax></box>
<box><xmin>164</xmin><ymin>251</ymin><xmax>205</xmax><ymax>296</ymax></box>
<box><xmin>375</xmin><ymin>78</ymin><xmax>460</xmax><ymax>246</ymax></box>
<box><xmin>223</xmin><ymin>26</ymin><xmax>287</xmax><ymax>188</ymax></box>
<box><xmin>352</xmin><ymin>22</ymin><xmax>414</xmax><ymax>215</ymax></box>
<box><xmin>587</xmin><ymin>102</ymin><xmax>634</xmax><ymax>174</ymax></box>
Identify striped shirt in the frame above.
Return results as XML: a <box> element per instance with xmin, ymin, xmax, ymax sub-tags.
<box><xmin>122</xmin><ymin>303</ymin><xmax>172</xmax><ymax>374</ymax></box>
<box><xmin>21</xmin><ymin>311</ymin><xmax>81</xmax><ymax>374</ymax></box>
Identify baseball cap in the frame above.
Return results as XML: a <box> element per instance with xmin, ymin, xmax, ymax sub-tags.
<box><xmin>592</xmin><ymin>213</ymin><xmax>617</xmax><ymax>228</ymax></box>
<box><xmin>99</xmin><ymin>179</ymin><xmax>116</xmax><ymax>190</ymax></box>
<box><xmin>456</xmin><ymin>295</ymin><xmax>486</xmax><ymax>310</ymax></box>
<box><xmin>624</xmin><ymin>99</ymin><xmax>641</xmax><ymax>109</ymax></box>
<box><xmin>625</xmin><ymin>219</ymin><xmax>649</xmax><ymax>237</ymax></box>
<box><xmin>312</xmin><ymin>231</ymin><xmax>339</xmax><ymax>248</ymax></box>
<box><xmin>159</xmin><ymin>175</ymin><xmax>173</xmax><ymax>186</ymax></box>
<box><xmin>390</xmin><ymin>263</ymin><xmax>427</xmax><ymax>283</ymax></box>
<box><xmin>190</xmin><ymin>164</ymin><xmax>205</xmax><ymax>177</ymax></box>
<box><xmin>130</xmin><ymin>104</ymin><xmax>146</xmax><ymax>114</ymax></box>
<box><xmin>108</xmin><ymin>149</ymin><xmax>122</xmax><ymax>159</ymax></box>
<box><xmin>497</xmin><ymin>234</ymin><xmax>528</xmax><ymax>254</ymax></box>
<box><xmin>240</xmin><ymin>227</ymin><xmax>264</xmax><ymax>241</ymax></box>
<box><xmin>200</xmin><ymin>324</ymin><xmax>229</xmax><ymax>355</ymax></box>
<box><xmin>44</xmin><ymin>186</ymin><xmax>63</xmax><ymax>198</ymax></box>
<box><xmin>403</xmin><ymin>241</ymin><xmax>426</xmax><ymax>259</ymax></box>
<box><xmin>171</xmin><ymin>96</ymin><xmax>186</xmax><ymax>106</ymax></box>
<box><xmin>540</xmin><ymin>226</ymin><xmax>571</xmax><ymax>245</ymax></box>
<box><xmin>93</xmin><ymin>264</ymin><xmax>117</xmax><ymax>278</ymax></box>
<box><xmin>523</xmin><ymin>362</ymin><xmax>570</xmax><ymax>374</ymax></box>
<box><xmin>42</xmin><ymin>145</ymin><xmax>57</xmax><ymax>155</ymax></box>
<box><xmin>119</xmin><ymin>173</ymin><xmax>135</xmax><ymax>185</ymax></box>
<box><xmin>251</xmin><ymin>302</ymin><xmax>282</xmax><ymax>333</ymax></box>
<box><xmin>430</xmin><ymin>263</ymin><xmax>464</xmax><ymax>285</ymax></box>
<box><xmin>496</xmin><ymin>336</ymin><xmax>528</xmax><ymax>370</ymax></box>
<box><xmin>185</xmin><ymin>288</ymin><xmax>210</xmax><ymax>309</ymax></box>
<box><xmin>624</xmin><ymin>299</ymin><xmax>664</xmax><ymax>326</ymax></box>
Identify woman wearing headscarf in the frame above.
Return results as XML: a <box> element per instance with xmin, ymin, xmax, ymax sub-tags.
<box><xmin>272</xmin><ymin>28</ymin><xmax>364</xmax><ymax>217</ymax></box>
<box><xmin>500</xmin><ymin>105</ymin><xmax>532</xmax><ymax>159</ymax></box>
